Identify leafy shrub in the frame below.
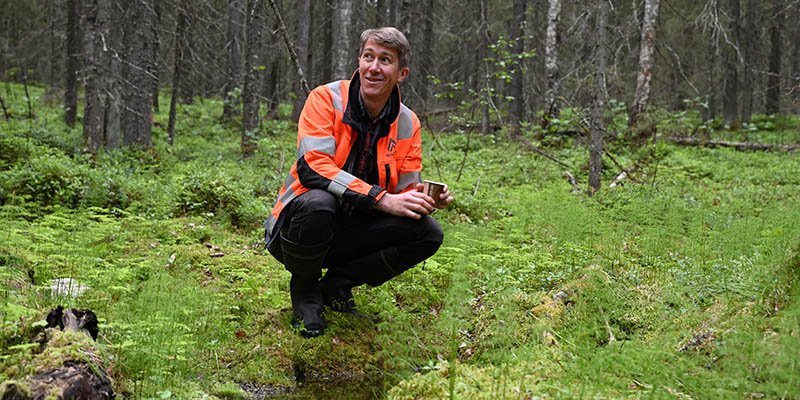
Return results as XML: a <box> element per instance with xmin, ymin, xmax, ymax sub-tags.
<box><xmin>0</xmin><ymin>135</ymin><xmax>34</xmax><ymax>170</ymax></box>
<box><xmin>0</xmin><ymin>152</ymin><xmax>91</xmax><ymax>207</ymax></box>
<box><xmin>175</xmin><ymin>169</ymin><xmax>265</xmax><ymax>228</ymax></box>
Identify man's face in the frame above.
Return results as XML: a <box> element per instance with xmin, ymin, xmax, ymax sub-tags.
<box><xmin>358</xmin><ymin>39</ymin><xmax>409</xmax><ymax>106</ymax></box>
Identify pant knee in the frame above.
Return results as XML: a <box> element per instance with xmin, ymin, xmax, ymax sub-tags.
<box><xmin>420</xmin><ymin>216</ymin><xmax>444</xmax><ymax>248</ymax></box>
<box><xmin>398</xmin><ymin>216</ymin><xmax>443</xmax><ymax>265</ymax></box>
<box><xmin>284</xmin><ymin>190</ymin><xmax>338</xmax><ymax>244</ymax></box>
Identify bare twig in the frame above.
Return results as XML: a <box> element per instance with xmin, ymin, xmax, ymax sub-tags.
<box><xmin>456</xmin><ymin>126</ymin><xmax>474</xmax><ymax>182</ymax></box>
<box><xmin>267</xmin><ymin>0</ymin><xmax>310</xmax><ymax>95</ymax></box>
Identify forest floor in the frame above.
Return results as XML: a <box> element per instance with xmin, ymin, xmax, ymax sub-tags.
<box><xmin>1</xmin><ymin>84</ymin><xmax>800</xmax><ymax>399</ymax></box>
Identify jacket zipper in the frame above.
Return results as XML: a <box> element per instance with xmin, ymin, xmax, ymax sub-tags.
<box><xmin>384</xmin><ymin>164</ymin><xmax>391</xmax><ymax>189</ymax></box>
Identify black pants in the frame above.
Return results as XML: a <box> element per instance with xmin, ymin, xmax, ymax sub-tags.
<box><xmin>268</xmin><ymin>189</ymin><xmax>443</xmax><ymax>277</ymax></box>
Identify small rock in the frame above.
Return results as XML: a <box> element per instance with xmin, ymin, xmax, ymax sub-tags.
<box><xmin>553</xmin><ymin>290</ymin><xmax>569</xmax><ymax>304</ymax></box>
<box><xmin>50</xmin><ymin>278</ymin><xmax>88</xmax><ymax>298</ymax></box>
<box><xmin>543</xmin><ymin>330</ymin><xmax>559</xmax><ymax>347</ymax></box>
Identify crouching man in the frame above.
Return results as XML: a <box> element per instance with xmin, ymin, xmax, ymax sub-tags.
<box><xmin>265</xmin><ymin>27</ymin><xmax>453</xmax><ymax>337</ymax></box>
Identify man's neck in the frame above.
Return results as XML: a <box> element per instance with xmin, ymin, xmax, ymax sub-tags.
<box><xmin>360</xmin><ymin>92</ymin><xmax>390</xmax><ymax>120</ymax></box>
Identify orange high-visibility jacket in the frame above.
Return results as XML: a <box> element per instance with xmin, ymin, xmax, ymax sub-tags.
<box><xmin>265</xmin><ymin>77</ymin><xmax>422</xmax><ymax>243</ymax></box>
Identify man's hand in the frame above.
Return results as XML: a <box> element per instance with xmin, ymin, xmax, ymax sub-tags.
<box><xmin>375</xmin><ymin>190</ymin><xmax>436</xmax><ymax>219</ymax></box>
<box><xmin>427</xmin><ymin>183</ymin><xmax>454</xmax><ymax>209</ymax></box>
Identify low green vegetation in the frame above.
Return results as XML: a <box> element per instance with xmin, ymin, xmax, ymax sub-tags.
<box><xmin>1</xmin><ymin>83</ymin><xmax>799</xmax><ymax>399</ymax></box>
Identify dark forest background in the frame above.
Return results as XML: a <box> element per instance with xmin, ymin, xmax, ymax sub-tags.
<box><xmin>2</xmin><ymin>0</ymin><xmax>798</xmax><ymax>154</ymax></box>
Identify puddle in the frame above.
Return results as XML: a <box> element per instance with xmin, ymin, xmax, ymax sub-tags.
<box><xmin>240</xmin><ymin>373</ymin><xmax>385</xmax><ymax>400</ymax></box>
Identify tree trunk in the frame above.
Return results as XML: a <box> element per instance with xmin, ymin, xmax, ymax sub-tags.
<box><xmin>508</xmin><ymin>0</ymin><xmax>527</xmax><ymax>138</ymax></box>
<box><xmin>480</xmin><ymin>0</ymin><xmax>490</xmax><ymax>135</ymax></box>
<box><xmin>542</xmin><ymin>0</ymin><xmax>562</xmax><ymax>127</ymax></box>
<box><xmin>722</xmin><ymin>0</ymin><xmax>740</xmax><ymax>125</ymax></box>
<box><xmin>704</xmin><ymin>37</ymin><xmax>717</xmax><ymax>124</ymax></box>
<box><xmin>790</xmin><ymin>5</ymin><xmax>800</xmax><ymax>114</ymax></box>
<box><xmin>793</xmin><ymin>3</ymin><xmax>800</xmax><ymax>114</ymax></box>
<box><xmin>333</xmin><ymin>0</ymin><xmax>354</xmax><ymax>79</ymax></box>
<box><xmin>168</xmin><ymin>0</ymin><xmax>188</xmax><ymax>145</ymax></box>
<box><xmin>740</xmin><ymin>0</ymin><xmax>758</xmax><ymax>122</ymax></box>
<box><xmin>242</xmin><ymin>0</ymin><xmax>264</xmax><ymax>157</ymax></box>
<box><xmin>83</xmin><ymin>0</ymin><xmax>107</xmax><ymax>153</ymax></box>
<box><xmin>323</xmin><ymin>5</ymin><xmax>333</xmax><ymax>83</ymax></box>
<box><xmin>291</xmin><ymin>0</ymin><xmax>311</xmax><ymax>121</ymax></box>
<box><xmin>104</xmin><ymin>0</ymin><xmax>123</xmax><ymax>149</ymax></box>
<box><xmin>222</xmin><ymin>0</ymin><xmax>245</xmax><ymax>120</ymax></box>
<box><xmin>151</xmin><ymin>0</ymin><xmax>162</xmax><ymax>112</ymax></box>
<box><xmin>45</xmin><ymin>0</ymin><xmax>60</xmax><ymax>100</ymax></box>
<box><xmin>589</xmin><ymin>0</ymin><xmax>608</xmax><ymax>196</ymax></box>
<box><xmin>388</xmin><ymin>0</ymin><xmax>400</xmax><ymax>26</ymax></box>
<box><xmin>415</xmin><ymin>0</ymin><xmax>435</xmax><ymax>109</ymax></box>
<box><xmin>265</xmin><ymin>10</ymin><xmax>281</xmax><ymax>114</ymax></box>
<box><xmin>765</xmin><ymin>0</ymin><xmax>782</xmax><ymax>115</ymax></box>
<box><xmin>375</xmin><ymin>0</ymin><xmax>386</xmax><ymax>26</ymax></box>
<box><xmin>121</xmin><ymin>0</ymin><xmax>155</xmax><ymax>148</ymax></box>
<box><xmin>64</xmin><ymin>0</ymin><xmax>80</xmax><ymax>127</ymax></box>
<box><xmin>628</xmin><ymin>0</ymin><xmax>660</xmax><ymax>128</ymax></box>
<box><xmin>178</xmin><ymin>9</ymin><xmax>195</xmax><ymax>104</ymax></box>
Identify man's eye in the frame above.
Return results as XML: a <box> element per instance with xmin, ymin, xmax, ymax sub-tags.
<box><xmin>380</xmin><ymin>57</ymin><xmax>391</xmax><ymax>64</ymax></box>
<box><xmin>364</xmin><ymin>54</ymin><xmax>374</xmax><ymax>60</ymax></box>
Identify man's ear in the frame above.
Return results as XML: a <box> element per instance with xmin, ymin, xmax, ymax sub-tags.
<box><xmin>397</xmin><ymin>67</ymin><xmax>410</xmax><ymax>83</ymax></box>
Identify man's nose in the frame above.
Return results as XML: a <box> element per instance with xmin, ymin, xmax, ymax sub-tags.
<box><xmin>367</xmin><ymin>59</ymin><xmax>380</xmax><ymax>72</ymax></box>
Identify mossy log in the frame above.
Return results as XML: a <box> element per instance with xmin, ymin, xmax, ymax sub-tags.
<box><xmin>0</xmin><ymin>308</ymin><xmax>114</xmax><ymax>400</ymax></box>
<box><xmin>1</xmin><ymin>361</ymin><xmax>113</xmax><ymax>399</ymax></box>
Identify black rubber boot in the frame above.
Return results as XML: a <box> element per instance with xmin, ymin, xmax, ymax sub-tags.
<box><xmin>280</xmin><ymin>233</ymin><xmax>330</xmax><ymax>338</ymax></box>
<box><xmin>321</xmin><ymin>247</ymin><xmax>410</xmax><ymax>314</ymax></box>
<box><xmin>320</xmin><ymin>270</ymin><xmax>357</xmax><ymax>313</ymax></box>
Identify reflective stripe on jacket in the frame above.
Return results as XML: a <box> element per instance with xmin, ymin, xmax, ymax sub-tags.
<box><xmin>265</xmin><ymin>77</ymin><xmax>422</xmax><ymax>243</ymax></box>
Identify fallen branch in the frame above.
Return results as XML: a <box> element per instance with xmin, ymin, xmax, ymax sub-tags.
<box><xmin>516</xmin><ymin>136</ymin><xmax>573</xmax><ymax>170</ymax></box>
<box><xmin>665</xmin><ymin>137</ymin><xmax>800</xmax><ymax>152</ymax></box>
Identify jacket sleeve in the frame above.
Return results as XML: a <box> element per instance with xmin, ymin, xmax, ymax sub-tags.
<box><xmin>295</xmin><ymin>86</ymin><xmax>386</xmax><ymax>210</ymax></box>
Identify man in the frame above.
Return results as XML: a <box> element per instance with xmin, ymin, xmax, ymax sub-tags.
<box><xmin>265</xmin><ymin>27</ymin><xmax>453</xmax><ymax>338</ymax></box>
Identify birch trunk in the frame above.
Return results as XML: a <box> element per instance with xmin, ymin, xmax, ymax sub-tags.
<box><xmin>333</xmin><ymin>0</ymin><xmax>354</xmax><ymax>79</ymax></box>
<box><xmin>508</xmin><ymin>0</ymin><xmax>527</xmax><ymax>138</ymax></box>
<box><xmin>628</xmin><ymin>0</ymin><xmax>660</xmax><ymax>128</ymax></box>
<box><xmin>543</xmin><ymin>0</ymin><xmax>562</xmax><ymax>125</ymax></box>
